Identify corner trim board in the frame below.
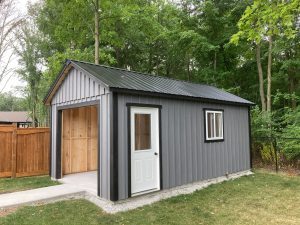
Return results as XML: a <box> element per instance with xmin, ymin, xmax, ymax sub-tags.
<box><xmin>248</xmin><ymin>106</ymin><xmax>253</xmax><ymax>169</ymax></box>
<box><xmin>110</xmin><ymin>92</ymin><xmax>119</xmax><ymax>201</ymax></box>
<box><xmin>127</xmin><ymin>105</ymin><xmax>131</xmax><ymax>198</ymax></box>
<box><xmin>49</xmin><ymin>106</ymin><xmax>52</xmax><ymax>177</ymax></box>
<box><xmin>158</xmin><ymin>107</ymin><xmax>163</xmax><ymax>190</ymax></box>
<box><xmin>97</xmin><ymin>102</ymin><xmax>101</xmax><ymax>197</ymax></box>
<box><xmin>55</xmin><ymin>110</ymin><xmax>62</xmax><ymax>179</ymax></box>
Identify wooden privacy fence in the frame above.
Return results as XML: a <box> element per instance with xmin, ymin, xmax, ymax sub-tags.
<box><xmin>0</xmin><ymin>124</ymin><xmax>50</xmax><ymax>178</ymax></box>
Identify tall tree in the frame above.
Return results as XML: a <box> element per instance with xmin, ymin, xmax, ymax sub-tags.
<box><xmin>15</xmin><ymin>21</ymin><xmax>44</xmax><ymax>127</ymax></box>
<box><xmin>231</xmin><ymin>0</ymin><xmax>300</xmax><ymax>112</ymax></box>
<box><xmin>92</xmin><ymin>0</ymin><xmax>100</xmax><ymax>64</ymax></box>
<box><xmin>255</xmin><ymin>44</ymin><xmax>266</xmax><ymax>111</ymax></box>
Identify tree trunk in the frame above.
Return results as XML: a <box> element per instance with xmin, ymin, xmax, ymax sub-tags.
<box><xmin>255</xmin><ymin>44</ymin><xmax>266</xmax><ymax>111</ymax></box>
<box><xmin>267</xmin><ymin>36</ymin><xmax>272</xmax><ymax>112</ymax></box>
<box><xmin>288</xmin><ymin>74</ymin><xmax>297</xmax><ymax>109</ymax></box>
<box><xmin>33</xmin><ymin>89</ymin><xmax>38</xmax><ymax>127</ymax></box>
<box><xmin>94</xmin><ymin>0</ymin><xmax>99</xmax><ymax>65</ymax></box>
<box><xmin>32</xmin><ymin>102</ymin><xmax>37</xmax><ymax>128</ymax></box>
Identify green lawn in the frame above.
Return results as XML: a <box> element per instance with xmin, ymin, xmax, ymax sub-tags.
<box><xmin>0</xmin><ymin>176</ymin><xmax>59</xmax><ymax>194</ymax></box>
<box><xmin>0</xmin><ymin>171</ymin><xmax>299</xmax><ymax>225</ymax></box>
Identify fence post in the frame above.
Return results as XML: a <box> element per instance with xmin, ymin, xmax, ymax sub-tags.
<box><xmin>11</xmin><ymin>123</ymin><xmax>17</xmax><ymax>178</ymax></box>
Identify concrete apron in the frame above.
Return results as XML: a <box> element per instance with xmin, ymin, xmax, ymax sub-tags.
<box><xmin>0</xmin><ymin>170</ymin><xmax>252</xmax><ymax>214</ymax></box>
<box><xmin>59</xmin><ymin>171</ymin><xmax>98</xmax><ymax>196</ymax></box>
<box><xmin>0</xmin><ymin>184</ymin><xmax>85</xmax><ymax>210</ymax></box>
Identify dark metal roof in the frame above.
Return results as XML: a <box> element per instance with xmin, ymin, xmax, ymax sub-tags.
<box><xmin>71</xmin><ymin>60</ymin><xmax>254</xmax><ymax>106</ymax></box>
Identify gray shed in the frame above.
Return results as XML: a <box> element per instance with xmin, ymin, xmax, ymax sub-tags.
<box><xmin>45</xmin><ymin>59</ymin><xmax>254</xmax><ymax>201</ymax></box>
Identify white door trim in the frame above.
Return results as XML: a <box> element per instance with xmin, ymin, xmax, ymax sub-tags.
<box><xmin>130</xmin><ymin>106</ymin><xmax>160</xmax><ymax>196</ymax></box>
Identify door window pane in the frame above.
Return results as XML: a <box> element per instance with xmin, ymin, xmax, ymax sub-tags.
<box><xmin>135</xmin><ymin>114</ymin><xmax>151</xmax><ymax>150</ymax></box>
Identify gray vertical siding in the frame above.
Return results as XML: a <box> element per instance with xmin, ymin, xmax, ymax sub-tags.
<box><xmin>117</xmin><ymin>94</ymin><xmax>250</xmax><ymax>200</ymax></box>
<box><xmin>52</xmin><ymin>68</ymin><xmax>106</xmax><ymax>105</ymax></box>
<box><xmin>50</xmin><ymin>67</ymin><xmax>111</xmax><ymax>200</ymax></box>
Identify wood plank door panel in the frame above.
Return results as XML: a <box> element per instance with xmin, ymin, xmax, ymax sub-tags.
<box><xmin>62</xmin><ymin>109</ymin><xmax>71</xmax><ymax>174</ymax></box>
<box><xmin>62</xmin><ymin>106</ymin><xmax>98</xmax><ymax>175</ymax></box>
<box><xmin>71</xmin><ymin>139</ymin><xmax>88</xmax><ymax>173</ymax></box>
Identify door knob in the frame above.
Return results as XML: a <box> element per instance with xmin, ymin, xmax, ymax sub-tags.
<box><xmin>154</xmin><ymin>152</ymin><xmax>158</xmax><ymax>155</ymax></box>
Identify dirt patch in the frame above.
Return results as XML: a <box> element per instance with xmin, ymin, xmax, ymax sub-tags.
<box><xmin>0</xmin><ymin>207</ymin><xmax>18</xmax><ymax>217</ymax></box>
<box><xmin>280</xmin><ymin>167</ymin><xmax>300</xmax><ymax>176</ymax></box>
<box><xmin>254</xmin><ymin>163</ymin><xmax>300</xmax><ymax>176</ymax></box>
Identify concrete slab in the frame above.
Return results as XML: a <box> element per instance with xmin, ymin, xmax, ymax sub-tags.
<box><xmin>59</xmin><ymin>171</ymin><xmax>97</xmax><ymax>195</ymax></box>
<box><xmin>0</xmin><ymin>184</ymin><xmax>84</xmax><ymax>210</ymax></box>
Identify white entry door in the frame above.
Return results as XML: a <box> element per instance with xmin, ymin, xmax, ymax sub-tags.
<box><xmin>131</xmin><ymin>107</ymin><xmax>160</xmax><ymax>195</ymax></box>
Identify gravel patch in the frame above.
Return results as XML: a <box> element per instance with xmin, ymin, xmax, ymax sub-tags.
<box><xmin>87</xmin><ymin>170</ymin><xmax>253</xmax><ymax>213</ymax></box>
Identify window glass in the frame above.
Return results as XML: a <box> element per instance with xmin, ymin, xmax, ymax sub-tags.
<box><xmin>135</xmin><ymin>114</ymin><xmax>151</xmax><ymax>150</ymax></box>
<box><xmin>205</xmin><ymin>110</ymin><xmax>223</xmax><ymax>141</ymax></box>
<box><xmin>215</xmin><ymin>113</ymin><xmax>222</xmax><ymax>138</ymax></box>
<box><xmin>207</xmin><ymin>112</ymin><xmax>214</xmax><ymax>138</ymax></box>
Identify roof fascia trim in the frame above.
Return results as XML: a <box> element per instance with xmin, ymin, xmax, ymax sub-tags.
<box><xmin>110</xmin><ymin>87</ymin><xmax>255</xmax><ymax>107</ymax></box>
<box><xmin>43</xmin><ymin>60</ymin><xmax>72</xmax><ymax>105</ymax></box>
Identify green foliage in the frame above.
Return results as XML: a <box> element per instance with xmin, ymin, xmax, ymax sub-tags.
<box><xmin>251</xmin><ymin>106</ymin><xmax>273</xmax><ymax>137</ymax></box>
<box><xmin>260</xmin><ymin>143</ymin><xmax>276</xmax><ymax>163</ymax></box>
<box><xmin>15</xmin><ymin>20</ymin><xmax>44</xmax><ymax>126</ymax></box>
<box><xmin>251</xmin><ymin>103</ymin><xmax>300</xmax><ymax>161</ymax></box>
<box><xmin>0</xmin><ymin>92</ymin><xmax>27</xmax><ymax>111</ymax></box>
<box><xmin>231</xmin><ymin>0</ymin><xmax>300</xmax><ymax>44</ymax></box>
<box><xmin>278</xmin><ymin>106</ymin><xmax>300</xmax><ymax>160</ymax></box>
<box><xmin>14</xmin><ymin>0</ymin><xmax>300</xmax><ymax>162</ymax></box>
<box><xmin>280</xmin><ymin>125</ymin><xmax>300</xmax><ymax>160</ymax></box>
<box><xmin>34</xmin><ymin>0</ymin><xmax>249</xmax><ymax>86</ymax></box>
<box><xmin>43</xmin><ymin>48</ymin><xmax>95</xmax><ymax>83</ymax></box>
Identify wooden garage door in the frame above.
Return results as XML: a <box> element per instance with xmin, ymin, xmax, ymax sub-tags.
<box><xmin>62</xmin><ymin>106</ymin><xmax>98</xmax><ymax>175</ymax></box>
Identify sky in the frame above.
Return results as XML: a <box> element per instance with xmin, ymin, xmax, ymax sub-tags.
<box><xmin>0</xmin><ymin>0</ymin><xmax>37</xmax><ymax>96</ymax></box>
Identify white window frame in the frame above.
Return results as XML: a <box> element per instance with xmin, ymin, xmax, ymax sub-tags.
<box><xmin>205</xmin><ymin>110</ymin><xmax>224</xmax><ymax>141</ymax></box>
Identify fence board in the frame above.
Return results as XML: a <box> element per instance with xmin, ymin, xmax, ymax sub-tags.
<box><xmin>0</xmin><ymin>125</ymin><xmax>50</xmax><ymax>178</ymax></box>
<box><xmin>16</xmin><ymin>128</ymin><xmax>50</xmax><ymax>135</ymax></box>
<box><xmin>0</xmin><ymin>126</ymin><xmax>14</xmax><ymax>132</ymax></box>
<box><xmin>0</xmin><ymin>125</ymin><xmax>14</xmax><ymax>178</ymax></box>
<box><xmin>12</xmin><ymin>126</ymin><xmax>17</xmax><ymax>177</ymax></box>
